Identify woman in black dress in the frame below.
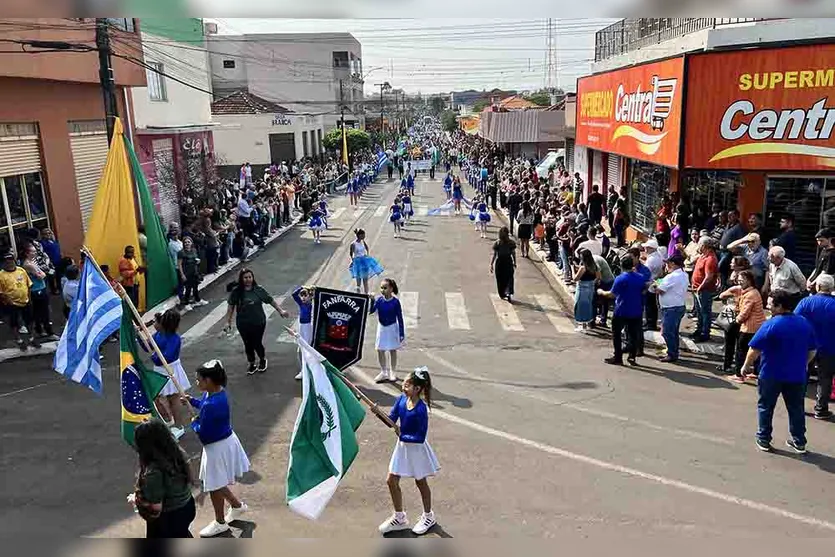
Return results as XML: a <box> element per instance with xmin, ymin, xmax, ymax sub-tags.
<box><xmin>490</xmin><ymin>226</ymin><xmax>518</xmax><ymax>303</ymax></box>
<box><xmin>516</xmin><ymin>201</ymin><xmax>535</xmax><ymax>258</ymax></box>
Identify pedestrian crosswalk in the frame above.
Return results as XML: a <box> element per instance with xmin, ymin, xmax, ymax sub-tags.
<box><xmin>444</xmin><ymin>292</ymin><xmax>471</xmax><ymax>330</ymax></box>
<box><xmin>321</xmin><ymin>204</ymin><xmax>468</xmax><ymax>222</ymax></box>
<box><xmin>489</xmin><ymin>293</ymin><xmax>525</xmax><ymax>332</ymax></box>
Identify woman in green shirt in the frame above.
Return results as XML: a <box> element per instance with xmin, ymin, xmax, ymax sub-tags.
<box><xmin>131</xmin><ymin>419</ymin><xmax>196</xmax><ymax>538</ymax></box>
<box><xmin>224</xmin><ymin>268</ymin><xmax>289</xmax><ymax>375</ymax></box>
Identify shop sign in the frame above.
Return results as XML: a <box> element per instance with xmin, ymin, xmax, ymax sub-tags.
<box><xmin>272</xmin><ymin>114</ymin><xmax>293</xmax><ymax>126</ymax></box>
<box><xmin>576</xmin><ymin>57</ymin><xmax>684</xmax><ymax>167</ymax></box>
<box><xmin>685</xmin><ymin>44</ymin><xmax>835</xmax><ymax>171</ymax></box>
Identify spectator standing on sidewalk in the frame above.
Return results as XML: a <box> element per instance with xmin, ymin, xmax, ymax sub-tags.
<box><xmin>587</xmin><ymin>185</ymin><xmax>604</xmax><ymax>226</ymax></box>
<box><xmin>807</xmin><ymin>228</ymin><xmax>835</xmax><ymax>292</ymax></box>
<box><xmin>720</xmin><ymin>270</ymin><xmax>765</xmax><ymax>382</ymax></box>
<box><xmin>650</xmin><ymin>254</ymin><xmax>689</xmax><ymax>363</ymax></box>
<box><xmin>719</xmin><ymin>210</ymin><xmax>745</xmax><ymax>288</ymax></box>
<box><xmin>793</xmin><ymin>274</ymin><xmax>835</xmax><ymax>420</ymax></box>
<box><xmin>762</xmin><ymin>246</ymin><xmax>807</xmax><ymax>308</ymax></box>
<box><xmin>40</xmin><ymin>228</ymin><xmax>62</xmax><ymax>295</ymax></box>
<box><xmin>118</xmin><ymin>245</ymin><xmax>144</xmax><ymax>309</ymax></box>
<box><xmin>21</xmin><ymin>243</ymin><xmax>57</xmax><ymax>341</ymax></box>
<box><xmin>642</xmin><ymin>239</ymin><xmax>664</xmax><ymax>332</ymax></box>
<box><xmin>742</xmin><ymin>290</ymin><xmax>817</xmax><ymax>454</ymax></box>
<box><xmin>691</xmin><ymin>238</ymin><xmax>720</xmax><ymax>343</ymax></box>
<box><xmin>598</xmin><ymin>256</ymin><xmax>645</xmax><ymax>366</ymax></box>
<box><xmin>771</xmin><ymin>213</ymin><xmax>797</xmax><ymax>262</ymax></box>
<box><xmin>0</xmin><ymin>250</ymin><xmax>34</xmax><ymax>350</ymax></box>
<box><xmin>593</xmin><ymin>253</ymin><xmax>615</xmax><ymax>327</ymax></box>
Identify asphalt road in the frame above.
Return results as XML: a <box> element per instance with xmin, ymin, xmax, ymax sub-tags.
<box><xmin>4</xmin><ymin>171</ymin><xmax>835</xmax><ymax>539</ymax></box>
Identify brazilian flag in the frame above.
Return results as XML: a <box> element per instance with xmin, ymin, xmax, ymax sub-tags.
<box><xmin>120</xmin><ymin>303</ymin><xmax>169</xmax><ymax>446</ymax></box>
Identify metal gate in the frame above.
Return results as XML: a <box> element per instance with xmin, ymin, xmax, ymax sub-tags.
<box><xmin>765</xmin><ymin>176</ymin><xmax>830</xmax><ymax>274</ymax></box>
<box><xmin>69</xmin><ymin>125</ymin><xmax>109</xmax><ymax>232</ymax></box>
<box><xmin>269</xmin><ymin>132</ymin><xmax>296</xmax><ymax>165</ymax></box>
<box><xmin>565</xmin><ymin>139</ymin><xmax>574</xmax><ymax>174</ymax></box>
<box><xmin>606</xmin><ymin>153</ymin><xmax>622</xmax><ymax>196</ymax></box>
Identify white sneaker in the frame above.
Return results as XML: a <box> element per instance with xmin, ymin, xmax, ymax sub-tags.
<box><xmin>184</xmin><ymin>304</ymin><xmax>194</xmax><ymax>312</ymax></box>
<box><xmin>378</xmin><ymin>512</ymin><xmax>409</xmax><ymax>534</ymax></box>
<box><xmin>387</xmin><ymin>369</ymin><xmax>398</xmax><ymax>382</ymax></box>
<box><xmin>225</xmin><ymin>502</ymin><xmax>248</xmax><ymax>524</ymax></box>
<box><xmin>199</xmin><ymin>520</ymin><xmax>230</xmax><ymax>537</ymax></box>
<box><xmin>412</xmin><ymin>511</ymin><xmax>436</xmax><ymax>536</ymax></box>
<box><xmin>196</xmin><ymin>300</ymin><xmax>209</xmax><ymax>307</ymax></box>
<box><xmin>19</xmin><ymin>326</ymin><xmax>28</xmax><ymax>335</ymax></box>
<box><xmin>295</xmin><ymin>372</ymin><xmax>302</xmax><ymax>380</ymax></box>
<box><xmin>374</xmin><ymin>370</ymin><xmax>389</xmax><ymax>383</ymax></box>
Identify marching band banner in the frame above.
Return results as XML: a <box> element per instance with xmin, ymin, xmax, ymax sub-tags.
<box><xmin>312</xmin><ymin>287</ymin><xmax>370</xmax><ymax>371</ymax></box>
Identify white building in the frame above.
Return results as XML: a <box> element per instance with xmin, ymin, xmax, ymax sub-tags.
<box><xmin>127</xmin><ymin>18</ymin><xmax>216</xmax><ymax>228</ymax></box>
<box><xmin>210</xmin><ymin>90</ymin><xmax>325</xmax><ymax>179</ymax></box>
<box><xmin>207</xmin><ymin>31</ymin><xmax>365</xmax><ymax>132</ymax></box>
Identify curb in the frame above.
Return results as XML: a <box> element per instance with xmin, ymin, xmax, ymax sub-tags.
<box><xmin>0</xmin><ymin>213</ymin><xmax>304</xmax><ymax>364</ymax></box>
<box><xmin>492</xmin><ymin>208</ymin><xmax>724</xmax><ymax>356</ymax></box>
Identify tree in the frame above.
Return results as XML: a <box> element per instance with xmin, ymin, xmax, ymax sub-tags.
<box><xmin>441</xmin><ymin>110</ymin><xmax>457</xmax><ymax>133</ymax></box>
<box><xmin>430</xmin><ymin>95</ymin><xmax>445</xmax><ymax>115</ymax></box>
<box><xmin>526</xmin><ymin>91</ymin><xmax>552</xmax><ymax>106</ymax></box>
<box><xmin>472</xmin><ymin>99</ymin><xmax>490</xmax><ymax>113</ymax></box>
<box><xmin>323</xmin><ymin>127</ymin><xmax>371</xmax><ymax>153</ymax></box>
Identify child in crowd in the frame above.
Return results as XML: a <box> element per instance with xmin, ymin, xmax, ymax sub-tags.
<box><xmin>291</xmin><ymin>285</ymin><xmax>314</xmax><ymax>380</ymax></box>
<box><xmin>61</xmin><ymin>265</ymin><xmax>80</xmax><ymax>319</ymax></box>
<box><xmin>378</xmin><ymin>367</ymin><xmax>439</xmax><ymax>536</ymax></box>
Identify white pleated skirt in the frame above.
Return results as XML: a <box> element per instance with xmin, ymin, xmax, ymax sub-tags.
<box><xmin>156</xmin><ymin>360</ymin><xmax>191</xmax><ymax>397</ymax></box>
<box><xmin>199</xmin><ymin>432</ymin><xmax>251</xmax><ymax>492</ymax></box>
<box><xmin>376</xmin><ymin>322</ymin><xmax>402</xmax><ymax>351</ymax></box>
<box><xmin>298</xmin><ymin>320</ymin><xmax>314</xmax><ymax>345</ymax></box>
<box><xmin>389</xmin><ymin>441</ymin><xmax>440</xmax><ymax>480</ymax></box>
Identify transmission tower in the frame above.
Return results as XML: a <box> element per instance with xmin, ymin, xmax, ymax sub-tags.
<box><xmin>545</xmin><ymin>18</ymin><xmax>556</xmax><ymax>92</ymax></box>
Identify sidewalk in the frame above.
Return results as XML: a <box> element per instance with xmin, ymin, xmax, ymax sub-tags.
<box><xmin>0</xmin><ymin>212</ymin><xmax>303</xmax><ymax>364</ymax></box>
<box><xmin>493</xmin><ymin>208</ymin><xmax>724</xmax><ymax>357</ymax></box>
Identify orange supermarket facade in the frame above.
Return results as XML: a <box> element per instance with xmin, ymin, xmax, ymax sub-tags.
<box><xmin>575</xmin><ymin>42</ymin><xmax>835</xmax><ymax>271</ymax></box>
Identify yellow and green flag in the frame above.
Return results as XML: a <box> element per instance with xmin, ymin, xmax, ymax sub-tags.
<box><xmin>341</xmin><ymin>123</ymin><xmax>349</xmax><ymax>166</ymax></box>
<box><xmin>120</xmin><ymin>304</ymin><xmax>169</xmax><ymax>446</ymax></box>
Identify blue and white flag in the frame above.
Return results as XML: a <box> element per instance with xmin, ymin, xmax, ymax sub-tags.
<box><xmin>427</xmin><ymin>197</ymin><xmax>474</xmax><ymax>216</ymax></box>
<box><xmin>54</xmin><ymin>259</ymin><xmax>123</xmax><ymax>394</ymax></box>
<box><xmin>375</xmin><ymin>150</ymin><xmax>388</xmax><ymax>173</ymax></box>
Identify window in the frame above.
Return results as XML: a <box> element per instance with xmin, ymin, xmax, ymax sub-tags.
<box><xmin>628</xmin><ymin>159</ymin><xmax>669</xmax><ymax>233</ymax></box>
<box><xmin>333</xmin><ymin>51</ymin><xmax>349</xmax><ymax>69</ymax></box>
<box><xmin>303</xmin><ymin>131</ymin><xmax>309</xmax><ymax>158</ymax></box>
<box><xmin>223</xmin><ymin>59</ymin><xmax>236</xmax><ymax>69</ymax></box>
<box><xmin>0</xmin><ymin>172</ymin><xmax>50</xmax><ymax>255</ymax></box>
<box><xmin>681</xmin><ymin>170</ymin><xmax>741</xmax><ymax>215</ymax></box>
<box><xmin>146</xmin><ymin>62</ymin><xmax>167</xmax><ymax>102</ymax></box>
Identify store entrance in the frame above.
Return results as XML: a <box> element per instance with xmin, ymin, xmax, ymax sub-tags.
<box><xmin>765</xmin><ymin>176</ymin><xmax>835</xmax><ymax>274</ymax></box>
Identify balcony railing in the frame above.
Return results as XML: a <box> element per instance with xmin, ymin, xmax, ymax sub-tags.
<box><xmin>594</xmin><ymin>18</ymin><xmax>775</xmax><ymax>62</ymax></box>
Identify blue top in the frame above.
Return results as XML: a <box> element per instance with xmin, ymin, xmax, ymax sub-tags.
<box><xmin>370</xmin><ymin>295</ymin><xmax>405</xmax><ymax>338</ymax></box>
<box><xmin>610</xmin><ymin>271</ymin><xmax>646</xmax><ymax>318</ymax></box>
<box><xmin>401</xmin><ymin>178</ymin><xmax>407</xmax><ymax>189</ymax></box>
<box><xmin>444</xmin><ymin>175</ymin><xmax>452</xmax><ymax>187</ymax></box>
<box><xmin>309</xmin><ymin>208</ymin><xmax>324</xmax><ymax>220</ymax></box>
<box><xmin>635</xmin><ymin>262</ymin><xmax>652</xmax><ymax>284</ymax></box>
<box><xmin>388</xmin><ymin>394</ymin><xmax>428</xmax><ymax>443</ymax></box>
<box><xmin>749</xmin><ymin>313</ymin><xmax>817</xmax><ymax>383</ymax></box>
<box><xmin>481</xmin><ymin>167</ymin><xmax>488</xmax><ymax>180</ymax></box>
<box><xmin>795</xmin><ymin>294</ymin><xmax>835</xmax><ymax>356</ymax></box>
<box><xmin>292</xmin><ymin>286</ymin><xmax>313</xmax><ymax>324</ymax></box>
<box><xmin>150</xmin><ymin>331</ymin><xmax>182</xmax><ymax>366</ymax></box>
<box><xmin>189</xmin><ymin>390</ymin><xmax>234</xmax><ymax>445</ymax></box>
<box><xmin>478</xmin><ymin>202</ymin><xmax>488</xmax><ymax>212</ymax></box>
<box><xmin>41</xmin><ymin>239</ymin><xmax>61</xmax><ymax>265</ymax></box>
<box><xmin>407</xmin><ymin>174</ymin><xmax>415</xmax><ymax>187</ymax></box>
<box><xmin>390</xmin><ymin>204</ymin><xmax>402</xmax><ymax>216</ymax></box>
<box><xmin>402</xmin><ymin>195</ymin><xmax>411</xmax><ymax>205</ymax></box>
<box><xmin>319</xmin><ymin>200</ymin><xmax>328</xmax><ymax>211</ymax></box>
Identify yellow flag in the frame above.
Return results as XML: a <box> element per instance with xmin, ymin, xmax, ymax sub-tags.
<box><xmin>84</xmin><ymin>118</ymin><xmax>145</xmax><ymax>310</ymax></box>
<box><xmin>341</xmin><ymin>123</ymin><xmax>349</xmax><ymax>165</ymax></box>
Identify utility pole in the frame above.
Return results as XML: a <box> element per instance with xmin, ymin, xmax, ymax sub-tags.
<box><xmin>380</xmin><ymin>82</ymin><xmax>386</xmax><ymax>138</ymax></box>
<box><xmin>96</xmin><ymin>18</ymin><xmax>119</xmax><ymax>143</ymax></box>
<box><xmin>339</xmin><ymin>79</ymin><xmax>350</xmax><ymax>171</ymax></box>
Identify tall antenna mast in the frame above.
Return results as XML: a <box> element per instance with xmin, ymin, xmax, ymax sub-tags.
<box><xmin>545</xmin><ymin>18</ymin><xmax>556</xmax><ymax>92</ymax></box>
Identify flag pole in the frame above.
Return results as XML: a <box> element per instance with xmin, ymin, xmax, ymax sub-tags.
<box><xmin>81</xmin><ymin>246</ymin><xmax>195</xmax><ymax>417</ymax></box>
<box><xmin>283</xmin><ymin>325</ymin><xmax>396</xmax><ymax>429</ymax></box>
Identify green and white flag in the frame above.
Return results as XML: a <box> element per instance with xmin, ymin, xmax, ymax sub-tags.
<box><xmin>287</xmin><ymin>336</ymin><xmax>366</xmax><ymax>520</ymax></box>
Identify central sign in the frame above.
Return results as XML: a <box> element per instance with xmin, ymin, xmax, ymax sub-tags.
<box><xmin>576</xmin><ymin>57</ymin><xmax>684</xmax><ymax>168</ymax></box>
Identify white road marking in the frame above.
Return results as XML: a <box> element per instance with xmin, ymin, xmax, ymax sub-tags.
<box><xmin>399</xmin><ymin>291</ymin><xmax>419</xmax><ymax>331</ymax></box>
<box><xmin>182</xmin><ymin>301</ymin><xmax>229</xmax><ymax>346</ymax></box>
<box><xmin>444</xmin><ymin>292</ymin><xmax>471</xmax><ymax>330</ymax></box>
<box><xmin>330</xmin><ymin>207</ymin><xmax>345</xmax><ymax>220</ymax></box>
<box><xmin>374</xmin><ymin>205</ymin><xmax>387</xmax><ymax>217</ymax></box>
<box><xmin>422</xmin><ymin>351</ymin><xmax>734</xmax><ymax>446</ymax></box>
<box><xmin>0</xmin><ymin>380</ymin><xmax>57</xmax><ymax>398</ymax></box>
<box><xmin>533</xmin><ymin>294</ymin><xmax>575</xmax><ymax>334</ymax></box>
<box><xmin>350</xmin><ymin>365</ymin><xmax>835</xmax><ymax>533</ymax></box>
<box><xmin>489</xmin><ymin>293</ymin><xmax>524</xmax><ymax>331</ymax></box>
<box><xmin>416</xmin><ymin>205</ymin><xmax>429</xmax><ymax>216</ymax></box>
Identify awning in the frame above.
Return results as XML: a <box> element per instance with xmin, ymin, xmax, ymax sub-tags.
<box><xmin>479</xmin><ymin>110</ymin><xmax>567</xmax><ymax>144</ymax></box>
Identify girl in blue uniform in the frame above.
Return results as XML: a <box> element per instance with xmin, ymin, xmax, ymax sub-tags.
<box><xmin>308</xmin><ymin>207</ymin><xmax>326</xmax><ymax>245</ymax></box>
<box><xmin>477</xmin><ymin>199</ymin><xmax>491</xmax><ymax>239</ymax></box>
<box><xmin>347</xmin><ymin>174</ymin><xmax>359</xmax><ymax>208</ymax></box>
<box><xmin>406</xmin><ymin>171</ymin><xmax>415</xmax><ymax>196</ymax></box>
<box><xmin>443</xmin><ymin>172</ymin><xmax>452</xmax><ymax>200</ymax></box>
<box><xmin>370</xmin><ymin>278</ymin><xmax>405</xmax><ymax>383</ymax></box>
<box><xmin>184</xmin><ymin>360</ymin><xmax>250</xmax><ymax>538</ymax></box>
<box><xmin>349</xmin><ymin>228</ymin><xmax>385</xmax><ymax>294</ymax></box>
<box><xmin>318</xmin><ymin>198</ymin><xmax>330</xmax><ymax>229</ymax></box>
<box><xmin>144</xmin><ymin>309</ymin><xmax>190</xmax><ymax>439</ymax></box>
<box><xmin>390</xmin><ymin>196</ymin><xmax>404</xmax><ymax>238</ymax></box>
<box><xmin>401</xmin><ymin>192</ymin><xmax>414</xmax><ymax>223</ymax></box>
<box><xmin>452</xmin><ymin>176</ymin><xmax>464</xmax><ymax>215</ymax></box>
<box><xmin>377</xmin><ymin>367</ymin><xmax>439</xmax><ymax>536</ymax></box>
<box><xmin>291</xmin><ymin>285</ymin><xmax>314</xmax><ymax>380</ymax></box>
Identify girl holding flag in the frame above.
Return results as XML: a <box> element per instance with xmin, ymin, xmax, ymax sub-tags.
<box><xmin>378</xmin><ymin>367</ymin><xmax>439</xmax><ymax>536</ymax></box>
<box><xmin>143</xmin><ymin>309</ymin><xmax>190</xmax><ymax>438</ymax></box>
<box><xmin>291</xmin><ymin>285</ymin><xmax>313</xmax><ymax>380</ymax></box>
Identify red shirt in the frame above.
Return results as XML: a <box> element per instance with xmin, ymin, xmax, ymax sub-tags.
<box><xmin>692</xmin><ymin>252</ymin><xmax>719</xmax><ymax>291</ymax></box>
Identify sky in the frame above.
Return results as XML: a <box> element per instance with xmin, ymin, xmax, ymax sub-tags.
<box><xmin>213</xmin><ymin>18</ymin><xmax>618</xmax><ymax>95</ymax></box>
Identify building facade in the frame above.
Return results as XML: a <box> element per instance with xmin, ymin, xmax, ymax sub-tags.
<box><xmin>0</xmin><ymin>18</ymin><xmax>145</xmax><ymax>258</ymax></box>
<box><xmin>210</xmin><ymin>91</ymin><xmax>324</xmax><ymax>180</ymax></box>
<box><xmin>207</xmin><ymin>32</ymin><xmax>364</xmax><ymax>132</ymax></box>
<box><xmin>124</xmin><ymin>18</ymin><xmax>216</xmax><ymax>230</ymax></box>
<box><xmin>576</xmin><ymin>17</ymin><xmax>835</xmax><ymax>272</ymax></box>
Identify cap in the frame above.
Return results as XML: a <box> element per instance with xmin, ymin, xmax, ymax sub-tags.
<box><xmin>642</xmin><ymin>238</ymin><xmax>659</xmax><ymax>250</ymax></box>
<box><xmin>816</xmin><ymin>228</ymin><xmax>835</xmax><ymax>239</ymax></box>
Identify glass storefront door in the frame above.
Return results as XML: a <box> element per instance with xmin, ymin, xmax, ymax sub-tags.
<box><xmin>765</xmin><ymin>176</ymin><xmax>830</xmax><ymax>274</ymax></box>
<box><xmin>0</xmin><ymin>171</ymin><xmax>50</xmax><ymax>255</ymax></box>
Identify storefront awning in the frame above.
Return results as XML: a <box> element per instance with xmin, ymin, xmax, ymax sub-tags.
<box><xmin>479</xmin><ymin>110</ymin><xmax>566</xmax><ymax>144</ymax></box>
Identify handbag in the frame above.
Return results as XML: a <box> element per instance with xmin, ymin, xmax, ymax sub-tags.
<box><xmin>714</xmin><ymin>303</ymin><xmax>737</xmax><ymax>332</ymax></box>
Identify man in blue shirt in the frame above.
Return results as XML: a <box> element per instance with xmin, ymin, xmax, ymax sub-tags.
<box><xmin>598</xmin><ymin>256</ymin><xmax>646</xmax><ymax>366</ymax></box>
<box><xmin>628</xmin><ymin>247</ymin><xmax>652</xmax><ymax>356</ymax></box>
<box><xmin>743</xmin><ymin>290</ymin><xmax>817</xmax><ymax>453</ymax></box>
<box><xmin>794</xmin><ymin>274</ymin><xmax>835</xmax><ymax>419</ymax></box>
